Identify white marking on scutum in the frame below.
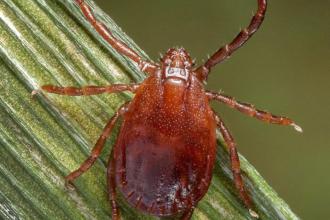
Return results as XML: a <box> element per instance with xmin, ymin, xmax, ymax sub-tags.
<box><xmin>165</xmin><ymin>67</ymin><xmax>189</xmax><ymax>81</ymax></box>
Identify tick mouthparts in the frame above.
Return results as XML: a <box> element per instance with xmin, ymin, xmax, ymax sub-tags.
<box><xmin>291</xmin><ymin>123</ymin><xmax>303</xmax><ymax>133</ymax></box>
<box><xmin>249</xmin><ymin>209</ymin><xmax>259</xmax><ymax>218</ymax></box>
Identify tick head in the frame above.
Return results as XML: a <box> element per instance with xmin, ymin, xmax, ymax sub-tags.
<box><xmin>161</xmin><ymin>48</ymin><xmax>193</xmax><ymax>82</ymax></box>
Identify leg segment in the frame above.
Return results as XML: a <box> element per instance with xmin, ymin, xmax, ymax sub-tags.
<box><xmin>214</xmin><ymin>113</ymin><xmax>258</xmax><ymax>218</ymax></box>
<box><xmin>74</xmin><ymin>0</ymin><xmax>158</xmax><ymax>74</ymax></box>
<box><xmin>207</xmin><ymin>91</ymin><xmax>302</xmax><ymax>132</ymax></box>
<box><xmin>41</xmin><ymin>83</ymin><xmax>139</xmax><ymax>96</ymax></box>
<box><xmin>65</xmin><ymin>102</ymin><xmax>129</xmax><ymax>187</ymax></box>
<box><xmin>195</xmin><ymin>0</ymin><xmax>267</xmax><ymax>79</ymax></box>
<box><xmin>107</xmin><ymin>148</ymin><xmax>120</xmax><ymax>220</ymax></box>
<box><xmin>180</xmin><ymin>207</ymin><xmax>194</xmax><ymax>220</ymax></box>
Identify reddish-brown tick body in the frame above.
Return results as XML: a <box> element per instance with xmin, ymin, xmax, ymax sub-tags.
<box><xmin>39</xmin><ymin>0</ymin><xmax>302</xmax><ymax>219</ymax></box>
<box><xmin>115</xmin><ymin>66</ymin><xmax>216</xmax><ymax>216</ymax></box>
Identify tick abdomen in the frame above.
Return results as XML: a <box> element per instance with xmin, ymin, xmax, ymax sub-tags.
<box><xmin>114</xmin><ymin>74</ymin><xmax>216</xmax><ymax>216</ymax></box>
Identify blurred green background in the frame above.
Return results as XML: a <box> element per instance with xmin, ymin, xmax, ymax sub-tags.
<box><xmin>94</xmin><ymin>0</ymin><xmax>329</xmax><ymax>219</ymax></box>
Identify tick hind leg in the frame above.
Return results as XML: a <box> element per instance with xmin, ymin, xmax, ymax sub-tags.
<box><xmin>214</xmin><ymin>113</ymin><xmax>259</xmax><ymax>218</ymax></box>
<box><xmin>65</xmin><ymin>102</ymin><xmax>129</xmax><ymax>187</ymax></box>
<box><xmin>181</xmin><ymin>207</ymin><xmax>194</xmax><ymax>220</ymax></box>
<box><xmin>108</xmin><ymin>149</ymin><xmax>120</xmax><ymax>220</ymax></box>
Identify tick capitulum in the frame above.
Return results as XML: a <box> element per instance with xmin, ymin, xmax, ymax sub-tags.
<box><xmin>38</xmin><ymin>0</ymin><xmax>302</xmax><ymax>219</ymax></box>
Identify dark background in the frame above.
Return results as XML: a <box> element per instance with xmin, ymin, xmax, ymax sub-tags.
<box><xmin>94</xmin><ymin>0</ymin><xmax>329</xmax><ymax>219</ymax></box>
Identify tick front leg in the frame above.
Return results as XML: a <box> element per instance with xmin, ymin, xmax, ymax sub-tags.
<box><xmin>40</xmin><ymin>83</ymin><xmax>139</xmax><ymax>96</ymax></box>
<box><xmin>195</xmin><ymin>0</ymin><xmax>267</xmax><ymax>80</ymax></box>
<box><xmin>207</xmin><ymin>91</ymin><xmax>302</xmax><ymax>132</ymax></box>
<box><xmin>65</xmin><ymin>102</ymin><xmax>129</xmax><ymax>188</ymax></box>
<box><xmin>214</xmin><ymin>113</ymin><xmax>259</xmax><ymax>218</ymax></box>
<box><xmin>74</xmin><ymin>0</ymin><xmax>158</xmax><ymax>74</ymax></box>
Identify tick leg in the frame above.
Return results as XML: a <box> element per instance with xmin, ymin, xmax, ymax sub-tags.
<box><xmin>181</xmin><ymin>207</ymin><xmax>194</xmax><ymax>220</ymax></box>
<box><xmin>40</xmin><ymin>83</ymin><xmax>139</xmax><ymax>96</ymax></box>
<box><xmin>195</xmin><ymin>0</ymin><xmax>267</xmax><ymax>79</ymax></box>
<box><xmin>214</xmin><ymin>113</ymin><xmax>258</xmax><ymax>218</ymax></box>
<box><xmin>74</xmin><ymin>0</ymin><xmax>158</xmax><ymax>74</ymax></box>
<box><xmin>65</xmin><ymin>102</ymin><xmax>129</xmax><ymax>187</ymax></box>
<box><xmin>107</xmin><ymin>148</ymin><xmax>120</xmax><ymax>220</ymax></box>
<box><xmin>207</xmin><ymin>91</ymin><xmax>302</xmax><ymax>132</ymax></box>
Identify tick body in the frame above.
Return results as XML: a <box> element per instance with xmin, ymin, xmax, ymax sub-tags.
<box><xmin>40</xmin><ymin>0</ymin><xmax>302</xmax><ymax>219</ymax></box>
<box><xmin>114</xmin><ymin>57</ymin><xmax>216</xmax><ymax>216</ymax></box>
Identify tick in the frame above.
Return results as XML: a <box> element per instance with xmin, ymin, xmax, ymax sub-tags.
<box><xmin>39</xmin><ymin>0</ymin><xmax>302</xmax><ymax>219</ymax></box>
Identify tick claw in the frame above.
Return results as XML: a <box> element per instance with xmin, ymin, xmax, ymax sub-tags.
<box><xmin>31</xmin><ymin>89</ymin><xmax>40</xmax><ymax>97</ymax></box>
<box><xmin>291</xmin><ymin>123</ymin><xmax>303</xmax><ymax>133</ymax></box>
<box><xmin>65</xmin><ymin>180</ymin><xmax>76</xmax><ymax>191</ymax></box>
<box><xmin>249</xmin><ymin>209</ymin><xmax>259</xmax><ymax>218</ymax></box>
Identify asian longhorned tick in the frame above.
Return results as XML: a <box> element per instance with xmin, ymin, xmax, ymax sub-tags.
<box><xmin>39</xmin><ymin>0</ymin><xmax>302</xmax><ymax>219</ymax></box>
